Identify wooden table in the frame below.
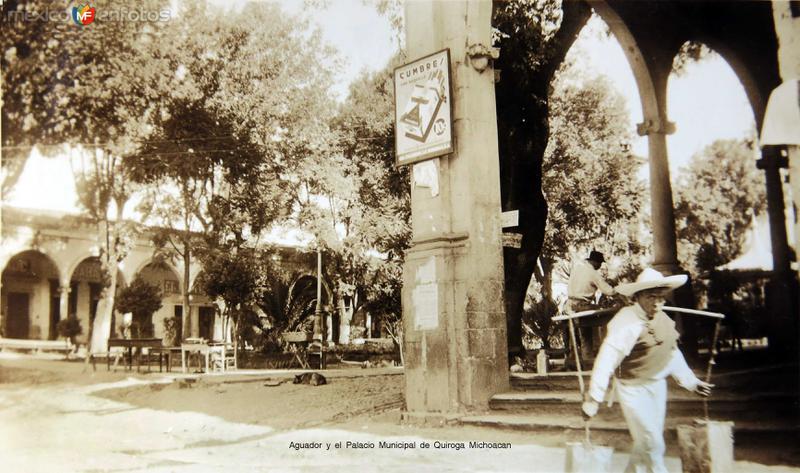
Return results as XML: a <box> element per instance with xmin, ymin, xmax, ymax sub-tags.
<box><xmin>107</xmin><ymin>338</ymin><xmax>164</xmax><ymax>372</ymax></box>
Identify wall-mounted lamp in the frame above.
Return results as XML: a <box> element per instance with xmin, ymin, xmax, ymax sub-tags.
<box><xmin>467</xmin><ymin>44</ymin><xmax>500</xmax><ymax>73</ymax></box>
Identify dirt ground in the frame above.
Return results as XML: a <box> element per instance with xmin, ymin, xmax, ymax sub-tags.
<box><xmin>1</xmin><ymin>354</ymin><xmax>798</xmax><ymax>473</ymax></box>
<box><xmin>98</xmin><ymin>372</ymin><xmax>406</xmax><ymax>431</ymax></box>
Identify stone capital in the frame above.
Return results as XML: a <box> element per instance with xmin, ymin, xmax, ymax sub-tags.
<box><xmin>637</xmin><ymin>118</ymin><xmax>676</xmax><ymax>136</ymax></box>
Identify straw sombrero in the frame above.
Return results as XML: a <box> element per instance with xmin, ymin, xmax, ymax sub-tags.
<box><xmin>616</xmin><ymin>268</ymin><xmax>688</xmax><ymax>297</ymax></box>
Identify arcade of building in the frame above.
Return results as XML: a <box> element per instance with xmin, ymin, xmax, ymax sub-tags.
<box><xmin>0</xmin><ymin>206</ymin><xmax>215</xmax><ymax>344</ymax></box>
<box><xmin>0</xmin><ymin>205</ymin><xmax>332</xmax><ymax>346</ymax></box>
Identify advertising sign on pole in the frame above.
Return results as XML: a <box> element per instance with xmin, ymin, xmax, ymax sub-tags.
<box><xmin>393</xmin><ymin>49</ymin><xmax>453</xmax><ymax>166</ymax></box>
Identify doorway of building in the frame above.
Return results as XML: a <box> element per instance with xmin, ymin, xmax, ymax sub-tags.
<box><xmin>173</xmin><ymin>305</ymin><xmax>183</xmax><ymax>342</ymax></box>
<box><xmin>49</xmin><ymin>280</ymin><xmax>60</xmax><ymax>340</ymax></box>
<box><xmin>199</xmin><ymin>306</ymin><xmax>215</xmax><ymax>341</ymax></box>
<box><xmin>6</xmin><ymin>292</ymin><xmax>30</xmax><ymax>339</ymax></box>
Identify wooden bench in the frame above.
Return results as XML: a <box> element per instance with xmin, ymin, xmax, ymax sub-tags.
<box><xmin>0</xmin><ymin>337</ymin><xmax>73</xmax><ymax>355</ymax></box>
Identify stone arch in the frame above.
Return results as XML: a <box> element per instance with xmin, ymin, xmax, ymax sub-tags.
<box><xmin>590</xmin><ymin>1</ymin><xmax>661</xmax><ymax>126</ymax></box>
<box><xmin>668</xmin><ymin>40</ymin><xmax>762</xmax><ymax>130</ymax></box>
<box><xmin>287</xmin><ymin>273</ymin><xmax>333</xmax><ymax>307</ymax></box>
<box><xmin>1</xmin><ymin>245</ymin><xmax>64</xmax><ymax>285</ymax></box>
<box><xmin>1</xmin><ymin>249</ymin><xmax>62</xmax><ymax>339</ymax></box>
<box><xmin>131</xmin><ymin>259</ymin><xmax>183</xmax><ymax>291</ymax></box>
<box><xmin>67</xmin><ymin>256</ymin><xmax>127</xmax><ymax>341</ymax></box>
<box><xmin>189</xmin><ymin>269</ymin><xmax>206</xmax><ymax>295</ymax></box>
<box><xmin>63</xmin><ymin>252</ymin><xmax>128</xmax><ymax>288</ymax></box>
<box><xmin>129</xmin><ymin>259</ymin><xmax>184</xmax><ymax>339</ymax></box>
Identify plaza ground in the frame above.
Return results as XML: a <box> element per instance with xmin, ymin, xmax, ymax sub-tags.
<box><xmin>0</xmin><ymin>354</ymin><xmax>798</xmax><ymax>473</ymax></box>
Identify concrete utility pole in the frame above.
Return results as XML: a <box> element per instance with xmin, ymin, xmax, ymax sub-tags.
<box><xmin>401</xmin><ymin>1</ymin><xmax>508</xmax><ymax>421</ymax></box>
<box><xmin>312</xmin><ymin>248</ymin><xmax>326</xmax><ymax>368</ymax></box>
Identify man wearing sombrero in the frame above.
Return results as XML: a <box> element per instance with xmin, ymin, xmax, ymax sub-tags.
<box><xmin>581</xmin><ymin>268</ymin><xmax>713</xmax><ymax>473</ymax></box>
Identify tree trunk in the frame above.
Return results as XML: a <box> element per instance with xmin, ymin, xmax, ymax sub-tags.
<box><xmin>337</xmin><ymin>295</ymin><xmax>352</xmax><ymax>344</ymax></box>
<box><xmin>495</xmin><ymin>2</ymin><xmax>591</xmax><ymax>362</ymax></box>
<box><xmin>89</xmin><ymin>279</ymin><xmax>116</xmax><ymax>354</ymax></box>
<box><xmin>89</xmin><ymin>218</ymin><xmax>119</xmax><ymax>355</ymax></box>
<box><xmin>386</xmin><ymin>319</ymin><xmax>404</xmax><ymax>366</ymax></box>
<box><xmin>182</xmin><ymin>240</ymin><xmax>192</xmax><ymax>340</ymax></box>
<box><xmin>232</xmin><ymin>309</ymin><xmax>239</xmax><ymax>367</ymax></box>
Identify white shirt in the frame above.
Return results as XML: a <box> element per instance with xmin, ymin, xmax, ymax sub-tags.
<box><xmin>588</xmin><ymin>303</ymin><xmax>701</xmax><ymax>403</ymax></box>
<box><xmin>567</xmin><ymin>259</ymin><xmax>614</xmax><ymax>300</ymax></box>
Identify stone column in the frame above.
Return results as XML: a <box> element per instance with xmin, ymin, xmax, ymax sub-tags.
<box><xmin>758</xmin><ymin>149</ymin><xmax>797</xmax><ymax>353</ymax></box>
<box><xmin>638</xmin><ymin>118</ymin><xmax>680</xmax><ymax>274</ymax></box>
<box><xmin>59</xmin><ymin>283</ymin><xmax>71</xmax><ymax>321</ymax></box>
<box><xmin>402</xmin><ymin>0</ymin><xmax>508</xmax><ymax>420</ymax></box>
<box><xmin>638</xmin><ymin>117</ymin><xmax>700</xmax><ymax>357</ymax></box>
<box><xmin>769</xmin><ymin>0</ymin><xmax>800</xmax><ymax>353</ymax></box>
<box><xmin>189</xmin><ymin>304</ymin><xmax>199</xmax><ymax>339</ymax></box>
<box><xmin>756</xmin><ymin>150</ymin><xmax>791</xmax><ymax>273</ymax></box>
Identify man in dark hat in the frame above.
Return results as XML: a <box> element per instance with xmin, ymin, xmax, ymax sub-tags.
<box><xmin>565</xmin><ymin>250</ymin><xmax>616</xmax><ymax>365</ymax></box>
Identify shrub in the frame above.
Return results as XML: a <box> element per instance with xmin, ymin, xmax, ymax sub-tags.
<box><xmin>57</xmin><ymin>317</ymin><xmax>82</xmax><ymax>344</ymax></box>
<box><xmin>116</xmin><ymin>277</ymin><xmax>163</xmax><ymax>338</ymax></box>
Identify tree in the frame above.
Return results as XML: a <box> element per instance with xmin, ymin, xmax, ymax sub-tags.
<box><xmin>2</xmin><ymin>0</ymin><xmax>174</xmax><ymax>355</ymax></box>
<box><xmin>518</xmin><ymin>65</ymin><xmax>647</xmax><ymax>349</ymax></box>
<box><xmin>294</xmin><ymin>60</ymin><xmax>411</xmax><ymax>344</ymax></box>
<box><xmin>493</xmin><ymin>0</ymin><xmax>593</xmax><ymax>359</ymax></box>
<box><xmin>674</xmin><ymin>138</ymin><xmax>767</xmax><ymax>275</ymax></box>
<box><xmin>56</xmin><ymin>317</ymin><xmax>83</xmax><ymax>346</ymax></box>
<box><xmin>360</xmin><ymin>257</ymin><xmax>405</xmax><ymax>361</ymax></box>
<box><xmin>126</xmin><ymin>1</ymin><xmax>337</xmax><ymax>339</ymax></box>
<box><xmin>116</xmin><ymin>277</ymin><xmax>163</xmax><ymax>338</ymax></box>
<box><xmin>196</xmin><ymin>245</ymin><xmax>264</xmax><ymax>362</ymax></box>
<box><xmin>541</xmin><ymin>70</ymin><xmax>647</xmax><ymax>278</ymax></box>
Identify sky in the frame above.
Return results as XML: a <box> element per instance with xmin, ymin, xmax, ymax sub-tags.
<box><xmin>4</xmin><ymin>6</ymin><xmax>762</xmax><ymax>227</ymax></box>
<box><xmin>567</xmin><ymin>16</ymin><xmax>756</xmax><ymax>176</ymax></box>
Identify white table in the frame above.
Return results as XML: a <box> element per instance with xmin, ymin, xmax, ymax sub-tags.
<box><xmin>181</xmin><ymin>342</ymin><xmax>211</xmax><ymax>373</ymax></box>
<box><xmin>181</xmin><ymin>342</ymin><xmax>232</xmax><ymax>373</ymax></box>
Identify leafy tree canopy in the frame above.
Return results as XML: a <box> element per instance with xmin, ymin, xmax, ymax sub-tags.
<box><xmin>116</xmin><ymin>277</ymin><xmax>164</xmax><ymax>318</ymax></box>
<box><xmin>674</xmin><ymin>138</ymin><xmax>766</xmax><ymax>274</ymax></box>
<box><xmin>543</xmin><ymin>68</ymin><xmax>647</xmax><ymax>271</ymax></box>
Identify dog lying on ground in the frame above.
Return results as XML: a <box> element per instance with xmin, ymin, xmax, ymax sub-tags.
<box><xmin>293</xmin><ymin>372</ymin><xmax>327</xmax><ymax>386</ymax></box>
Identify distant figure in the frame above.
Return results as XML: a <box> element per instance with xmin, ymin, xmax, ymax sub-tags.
<box><xmin>581</xmin><ymin>268</ymin><xmax>713</xmax><ymax>473</ymax></box>
<box><xmin>565</xmin><ymin>250</ymin><xmax>616</xmax><ymax>363</ymax></box>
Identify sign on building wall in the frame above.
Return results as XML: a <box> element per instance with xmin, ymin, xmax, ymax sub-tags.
<box><xmin>394</xmin><ymin>49</ymin><xmax>453</xmax><ymax>166</ymax></box>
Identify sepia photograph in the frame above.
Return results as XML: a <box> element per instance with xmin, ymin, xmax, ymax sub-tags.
<box><xmin>1</xmin><ymin>0</ymin><xmax>799</xmax><ymax>471</ymax></box>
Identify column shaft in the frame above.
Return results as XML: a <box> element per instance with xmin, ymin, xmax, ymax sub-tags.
<box><xmin>647</xmin><ymin>129</ymin><xmax>680</xmax><ymax>274</ymax></box>
<box><xmin>402</xmin><ymin>0</ymin><xmax>508</xmax><ymax>418</ymax></box>
<box><xmin>759</xmin><ymin>153</ymin><xmax>791</xmax><ymax>272</ymax></box>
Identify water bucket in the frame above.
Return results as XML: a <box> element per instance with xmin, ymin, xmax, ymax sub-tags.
<box><xmin>677</xmin><ymin>420</ymin><xmax>734</xmax><ymax>473</ymax></box>
<box><xmin>565</xmin><ymin>441</ymin><xmax>614</xmax><ymax>473</ymax></box>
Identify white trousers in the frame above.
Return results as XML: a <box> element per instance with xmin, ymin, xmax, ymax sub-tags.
<box><xmin>616</xmin><ymin>378</ymin><xmax>668</xmax><ymax>473</ymax></box>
